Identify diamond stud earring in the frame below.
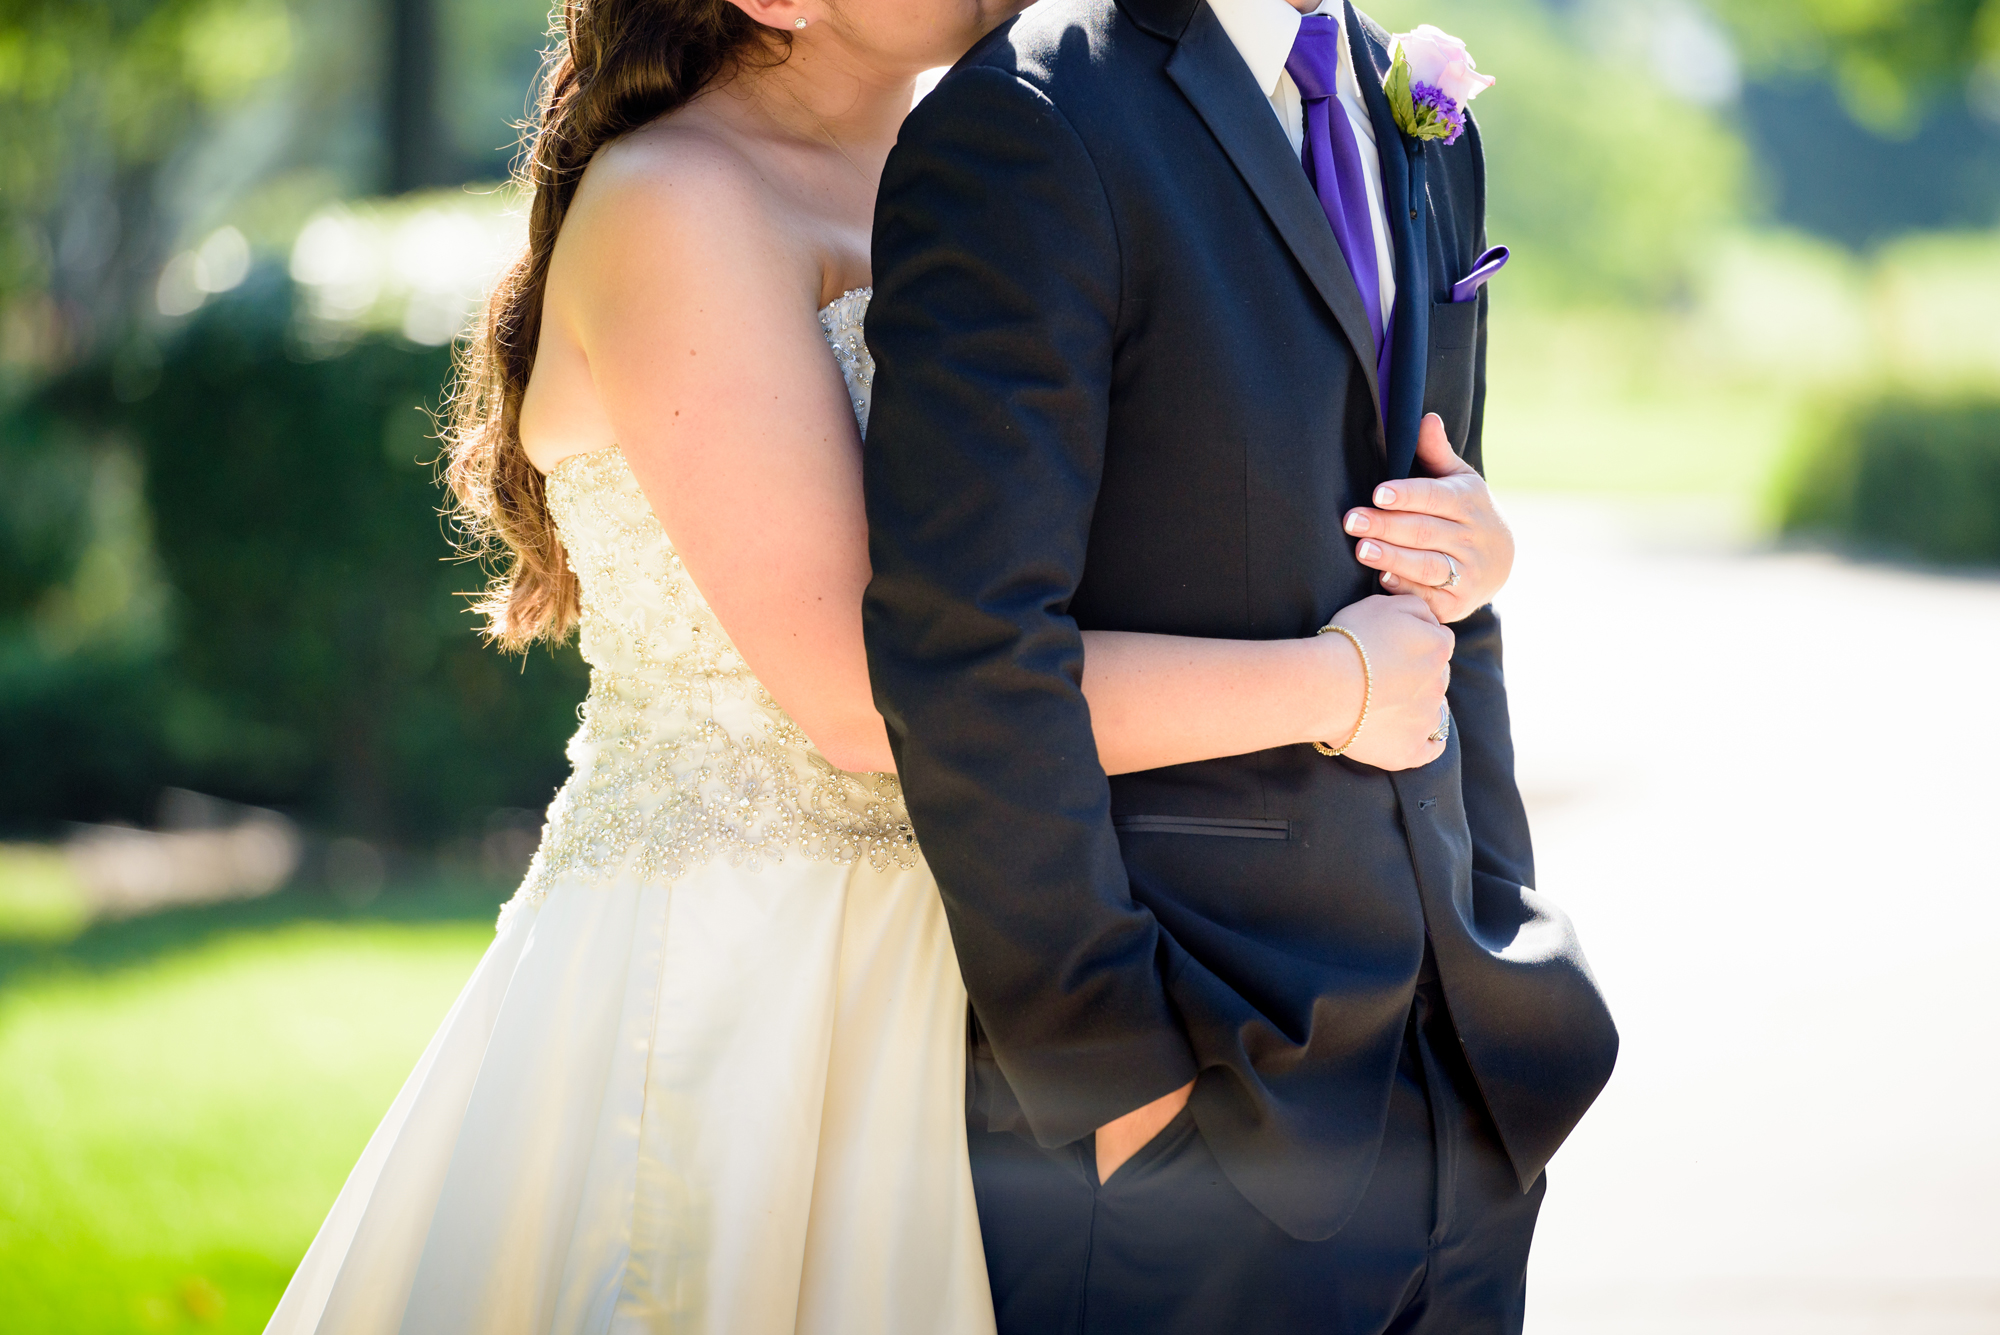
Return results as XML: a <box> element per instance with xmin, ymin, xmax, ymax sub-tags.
<box><xmin>793</xmin><ymin>16</ymin><xmax>808</xmax><ymax>26</ymax></box>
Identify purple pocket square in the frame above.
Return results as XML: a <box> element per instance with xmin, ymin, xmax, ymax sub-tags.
<box><xmin>1450</xmin><ymin>246</ymin><xmax>1510</xmax><ymax>303</ymax></box>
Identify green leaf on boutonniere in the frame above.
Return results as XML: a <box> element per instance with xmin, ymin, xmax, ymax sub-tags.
<box><xmin>1385</xmin><ymin>48</ymin><xmax>1417</xmax><ymax>136</ymax></box>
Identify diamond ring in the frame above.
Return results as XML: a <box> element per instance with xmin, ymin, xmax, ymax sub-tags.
<box><xmin>1428</xmin><ymin>705</ymin><xmax>1450</xmax><ymax>743</ymax></box>
<box><xmin>1440</xmin><ymin>555</ymin><xmax>1462</xmax><ymax>590</ymax></box>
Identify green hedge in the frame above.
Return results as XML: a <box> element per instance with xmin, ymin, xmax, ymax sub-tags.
<box><xmin>1</xmin><ymin>276</ymin><xmax>587</xmax><ymax>842</ymax></box>
<box><xmin>1779</xmin><ymin>392</ymin><xmax>2000</xmax><ymax>566</ymax></box>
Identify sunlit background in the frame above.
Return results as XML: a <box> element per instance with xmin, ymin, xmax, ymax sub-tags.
<box><xmin>2</xmin><ymin>1</ymin><xmax>1997</xmax><ymax>1331</ymax></box>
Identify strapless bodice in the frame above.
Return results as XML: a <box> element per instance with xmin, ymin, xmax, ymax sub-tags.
<box><xmin>505</xmin><ymin>289</ymin><xmax>912</xmax><ymax>918</ymax></box>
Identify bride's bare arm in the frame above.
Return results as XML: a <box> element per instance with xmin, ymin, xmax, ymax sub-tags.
<box><xmin>1081</xmin><ymin>585</ymin><xmax>1452</xmax><ymax>774</ymax></box>
<box><xmin>551</xmin><ymin>133</ymin><xmax>896</xmax><ymax>771</ymax></box>
<box><xmin>550</xmin><ymin>136</ymin><xmax>1447</xmax><ymax>779</ymax></box>
<box><xmin>1083</xmin><ymin>622</ymin><xmax>1375</xmax><ymax>775</ymax></box>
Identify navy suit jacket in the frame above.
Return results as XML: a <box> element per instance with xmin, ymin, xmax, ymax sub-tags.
<box><xmin>861</xmin><ymin>0</ymin><xmax>1617</xmax><ymax>1241</ymax></box>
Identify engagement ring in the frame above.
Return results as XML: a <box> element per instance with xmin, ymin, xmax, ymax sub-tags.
<box><xmin>1441</xmin><ymin>555</ymin><xmax>1462</xmax><ymax>590</ymax></box>
<box><xmin>1428</xmin><ymin>706</ymin><xmax>1450</xmax><ymax>743</ymax></box>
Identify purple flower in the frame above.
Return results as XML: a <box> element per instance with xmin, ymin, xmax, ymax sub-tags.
<box><xmin>1384</xmin><ymin>26</ymin><xmax>1492</xmax><ymax>147</ymax></box>
<box><xmin>1410</xmin><ymin>81</ymin><xmax>1466</xmax><ymax>145</ymax></box>
<box><xmin>1394</xmin><ymin>26</ymin><xmax>1496</xmax><ymax>108</ymax></box>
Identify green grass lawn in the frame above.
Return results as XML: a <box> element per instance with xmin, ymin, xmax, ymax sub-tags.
<box><xmin>0</xmin><ymin>881</ymin><xmax>502</xmax><ymax>1334</ymax></box>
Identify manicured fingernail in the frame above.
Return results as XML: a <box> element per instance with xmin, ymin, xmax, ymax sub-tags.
<box><xmin>1345</xmin><ymin>512</ymin><xmax>1369</xmax><ymax>534</ymax></box>
<box><xmin>1381</xmin><ymin>572</ymin><xmax>1399</xmax><ymax>587</ymax></box>
<box><xmin>1357</xmin><ymin>540</ymin><xmax>1380</xmax><ymax>560</ymax></box>
<box><xmin>1375</xmin><ymin>486</ymin><xmax>1397</xmax><ymax>507</ymax></box>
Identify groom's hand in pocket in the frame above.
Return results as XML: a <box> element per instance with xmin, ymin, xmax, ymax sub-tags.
<box><xmin>1342</xmin><ymin>413</ymin><xmax>1514</xmax><ymax>623</ymax></box>
<box><xmin>1095</xmin><ymin>1080</ymin><xmax>1195</xmax><ymax>1183</ymax></box>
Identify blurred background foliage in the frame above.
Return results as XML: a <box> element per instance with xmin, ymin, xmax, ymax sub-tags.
<box><xmin>2</xmin><ymin>0</ymin><xmax>1998</xmax><ymax>1330</ymax></box>
<box><xmin>1</xmin><ymin>0</ymin><xmax>569</xmax><ymax>841</ymax></box>
<box><xmin>1779</xmin><ymin>392</ymin><xmax>2000</xmax><ymax>559</ymax></box>
<box><xmin>12</xmin><ymin>277</ymin><xmax>583</xmax><ymax>839</ymax></box>
<box><xmin>1720</xmin><ymin>0</ymin><xmax>2000</xmax><ymax>131</ymax></box>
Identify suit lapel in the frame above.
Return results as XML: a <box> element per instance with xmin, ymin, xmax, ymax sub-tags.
<box><xmin>1165</xmin><ymin>5</ymin><xmax>1383</xmax><ymax>427</ymax></box>
<box><xmin>1349</xmin><ymin>4</ymin><xmax>1431</xmax><ymax>479</ymax></box>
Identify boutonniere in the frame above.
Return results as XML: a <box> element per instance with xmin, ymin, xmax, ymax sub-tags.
<box><xmin>1384</xmin><ymin>25</ymin><xmax>1494</xmax><ymax>146</ymax></box>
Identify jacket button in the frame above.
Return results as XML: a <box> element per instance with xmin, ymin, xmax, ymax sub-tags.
<box><xmin>1409</xmin><ymin>208</ymin><xmax>1418</xmax><ymax>220</ymax></box>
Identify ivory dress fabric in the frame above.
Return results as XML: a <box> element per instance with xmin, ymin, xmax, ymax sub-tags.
<box><xmin>265</xmin><ymin>290</ymin><xmax>996</xmax><ymax>1335</ymax></box>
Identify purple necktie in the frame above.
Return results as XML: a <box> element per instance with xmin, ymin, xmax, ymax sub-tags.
<box><xmin>1286</xmin><ymin>14</ymin><xmax>1390</xmax><ymax>397</ymax></box>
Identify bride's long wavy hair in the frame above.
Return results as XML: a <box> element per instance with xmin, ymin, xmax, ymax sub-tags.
<box><xmin>444</xmin><ymin>0</ymin><xmax>781</xmax><ymax>650</ymax></box>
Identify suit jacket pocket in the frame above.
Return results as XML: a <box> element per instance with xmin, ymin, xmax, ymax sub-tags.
<box><xmin>1423</xmin><ymin>297</ymin><xmax>1480</xmax><ymax>453</ymax></box>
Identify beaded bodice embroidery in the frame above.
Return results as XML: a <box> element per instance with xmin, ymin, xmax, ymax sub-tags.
<box><xmin>502</xmin><ymin>289</ymin><xmax>910</xmax><ymax>923</ymax></box>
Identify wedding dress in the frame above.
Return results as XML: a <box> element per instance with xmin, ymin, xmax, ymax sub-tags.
<box><xmin>266</xmin><ymin>290</ymin><xmax>996</xmax><ymax>1335</ymax></box>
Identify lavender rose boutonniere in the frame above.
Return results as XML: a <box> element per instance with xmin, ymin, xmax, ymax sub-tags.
<box><xmin>1385</xmin><ymin>25</ymin><xmax>1494</xmax><ymax>146</ymax></box>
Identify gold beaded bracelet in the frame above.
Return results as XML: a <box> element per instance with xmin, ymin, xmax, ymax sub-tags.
<box><xmin>1313</xmin><ymin>623</ymin><xmax>1371</xmax><ymax>758</ymax></box>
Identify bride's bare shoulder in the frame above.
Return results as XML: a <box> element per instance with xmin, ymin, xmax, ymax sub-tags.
<box><xmin>555</xmin><ymin>112</ymin><xmax>801</xmax><ymax>298</ymax></box>
<box><xmin>579</xmin><ymin>114</ymin><xmax>764</xmax><ymax>215</ymax></box>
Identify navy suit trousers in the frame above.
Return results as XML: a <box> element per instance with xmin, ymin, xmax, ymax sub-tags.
<box><xmin>970</xmin><ymin>983</ymin><xmax>1546</xmax><ymax>1335</ymax></box>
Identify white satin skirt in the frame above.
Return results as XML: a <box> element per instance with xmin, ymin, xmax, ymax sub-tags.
<box><xmin>265</xmin><ymin>855</ymin><xmax>995</xmax><ymax>1335</ymax></box>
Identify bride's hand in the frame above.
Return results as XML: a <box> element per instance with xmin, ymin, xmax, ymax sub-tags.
<box><xmin>1314</xmin><ymin>594</ymin><xmax>1453</xmax><ymax>771</ymax></box>
<box><xmin>1341</xmin><ymin>413</ymin><xmax>1513</xmax><ymax>624</ymax></box>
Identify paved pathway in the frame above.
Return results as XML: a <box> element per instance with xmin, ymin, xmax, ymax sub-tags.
<box><xmin>1494</xmin><ymin>497</ymin><xmax>2000</xmax><ymax>1333</ymax></box>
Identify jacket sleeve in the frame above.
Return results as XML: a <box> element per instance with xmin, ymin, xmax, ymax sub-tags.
<box><xmin>861</xmin><ymin>65</ymin><xmax>1199</xmax><ymax>1148</ymax></box>
<box><xmin>1447</xmin><ymin>116</ymin><xmax>1536</xmax><ymax>897</ymax></box>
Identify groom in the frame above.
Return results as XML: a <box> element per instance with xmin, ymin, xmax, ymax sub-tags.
<box><xmin>862</xmin><ymin>0</ymin><xmax>1616</xmax><ymax>1330</ymax></box>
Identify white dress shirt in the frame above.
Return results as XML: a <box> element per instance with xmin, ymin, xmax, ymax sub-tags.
<box><xmin>1205</xmin><ymin>0</ymin><xmax>1398</xmax><ymax>325</ymax></box>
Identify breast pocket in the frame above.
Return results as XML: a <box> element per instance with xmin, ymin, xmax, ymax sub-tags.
<box><xmin>1422</xmin><ymin>297</ymin><xmax>1480</xmax><ymax>453</ymax></box>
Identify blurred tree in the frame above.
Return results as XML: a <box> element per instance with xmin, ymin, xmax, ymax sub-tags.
<box><xmin>0</xmin><ymin>393</ymin><xmax>176</xmax><ymax>829</ymax></box>
<box><xmin>0</xmin><ymin>0</ymin><xmax>300</xmax><ymax>369</ymax></box>
<box><xmin>386</xmin><ymin>0</ymin><xmax>450</xmax><ymax>192</ymax></box>
<box><xmin>1781</xmin><ymin>391</ymin><xmax>2000</xmax><ymax>562</ymax></box>
<box><xmin>0</xmin><ymin>0</ymin><xmax>560</xmax><ymax>839</ymax></box>
<box><xmin>1741</xmin><ymin>77</ymin><xmax>2000</xmax><ymax>244</ymax></box>
<box><xmin>0</xmin><ymin>0</ymin><xmax>545</xmax><ymax>375</ymax></box>
<box><xmin>438</xmin><ymin>0</ymin><xmax>552</xmax><ymax>178</ymax></box>
<box><xmin>9</xmin><ymin>274</ymin><xmax>587</xmax><ymax>841</ymax></box>
<box><xmin>0</xmin><ymin>405</ymin><xmax>96</xmax><ymax>619</ymax></box>
<box><xmin>1717</xmin><ymin>0</ymin><xmax>2000</xmax><ymax>130</ymax></box>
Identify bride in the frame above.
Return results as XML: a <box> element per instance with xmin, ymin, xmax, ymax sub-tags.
<box><xmin>266</xmin><ymin>0</ymin><xmax>1455</xmax><ymax>1330</ymax></box>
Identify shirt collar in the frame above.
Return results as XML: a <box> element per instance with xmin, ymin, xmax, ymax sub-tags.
<box><xmin>1207</xmin><ymin>0</ymin><xmax>1350</xmax><ymax>100</ymax></box>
